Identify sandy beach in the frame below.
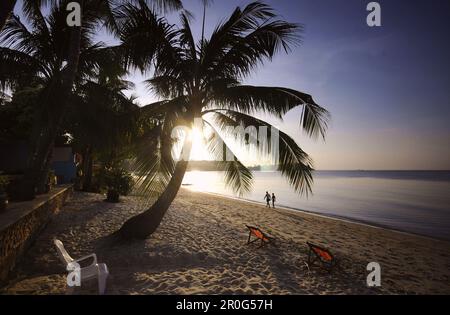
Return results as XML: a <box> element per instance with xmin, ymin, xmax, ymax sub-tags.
<box><xmin>1</xmin><ymin>188</ymin><xmax>450</xmax><ymax>295</ymax></box>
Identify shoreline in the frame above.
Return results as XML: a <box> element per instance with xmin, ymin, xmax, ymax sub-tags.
<box><xmin>183</xmin><ymin>188</ymin><xmax>450</xmax><ymax>243</ymax></box>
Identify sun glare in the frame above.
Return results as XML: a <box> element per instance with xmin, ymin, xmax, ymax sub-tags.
<box><xmin>190</xmin><ymin>127</ymin><xmax>204</xmax><ymax>144</ymax></box>
<box><xmin>189</xmin><ymin>127</ymin><xmax>209</xmax><ymax>161</ymax></box>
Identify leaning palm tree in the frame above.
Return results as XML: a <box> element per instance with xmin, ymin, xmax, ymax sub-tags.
<box><xmin>116</xmin><ymin>1</ymin><xmax>330</xmax><ymax>239</ymax></box>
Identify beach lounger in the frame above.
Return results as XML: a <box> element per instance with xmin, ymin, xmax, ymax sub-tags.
<box><xmin>54</xmin><ymin>239</ymin><xmax>109</xmax><ymax>295</ymax></box>
<box><xmin>246</xmin><ymin>225</ymin><xmax>272</xmax><ymax>248</ymax></box>
<box><xmin>306</xmin><ymin>242</ymin><xmax>337</xmax><ymax>272</ymax></box>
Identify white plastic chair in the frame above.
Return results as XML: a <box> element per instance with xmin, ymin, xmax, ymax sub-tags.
<box><xmin>54</xmin><ymin>239</ymin><xmax>109</xmax><ymax>295</ymax></box>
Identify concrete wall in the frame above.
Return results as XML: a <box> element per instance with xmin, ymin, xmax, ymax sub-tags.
<box><xmin>0</xmin><ymin>186</ymin><xmax>73</xmax><ymax>283</ymax></box>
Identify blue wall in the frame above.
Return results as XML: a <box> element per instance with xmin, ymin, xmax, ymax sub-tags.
<box><xmin>51</xmin><ymin>161</ymin><xmax>76</xmax><ymax>184</ymax></box>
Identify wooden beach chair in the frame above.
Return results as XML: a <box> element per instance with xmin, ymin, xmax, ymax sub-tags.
<box><xmin>246</xmin><ymin>225</ymin><xmax>272</xmax><ymax>248</ymax></box>
<box><xmin>54</xmin><ymin>239</ymin><xmax>109</xmax><ymax>295</ymax></box>
<box><xmin>306</xmin><ymin>242</ymin><xmax>337</xmax><ymax>272</ymax></box>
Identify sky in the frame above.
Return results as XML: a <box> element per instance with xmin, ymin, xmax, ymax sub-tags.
<box><xmin>175</xmin><ymin>0</ymin><xmax>450</xmax><ymax>170</ymax></box>
<box><xmin>13</xmin><ymin>0</ymin><xmax>450</xmax><ymax>170</ymax></box>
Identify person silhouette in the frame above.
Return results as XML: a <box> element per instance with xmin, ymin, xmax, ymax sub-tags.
<box><xmin>264</xmin><ymin>191</ymin><xmax>271</xmax><ymax>208</ymax></box>
<box><xmin>271</xmin><ymin>193</ymin><xmax>276</xmax><ymax>208</ymax></box>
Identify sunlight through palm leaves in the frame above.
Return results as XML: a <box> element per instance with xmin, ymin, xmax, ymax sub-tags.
<box><xmin>115</xmin><ymin>1</ymin><xmax>330</xmax><ymax>239</ymax></box>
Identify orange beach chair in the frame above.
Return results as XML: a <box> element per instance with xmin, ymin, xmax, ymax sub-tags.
<box><xmin>246</xmin><ymin>225</ymin><xmax>272</xmax><ymax>248</ymax></box>
<box><xmin>306</xmin><ymin>242</ymin><xmax>337</xmax><ymax>272</ymax></box>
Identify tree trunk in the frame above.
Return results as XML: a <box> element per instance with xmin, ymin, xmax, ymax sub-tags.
<box><xmin>24</xmin><ymin>1</ymin><xmax>83</xmax><ymax>194</ymax></box>
<box><xmin>0</xmin><ymin>0</ymin><xmax>16</xmax><ymax>31</ymax></box>
<box><xmin>82</xmin><ymin>145</ymin><xmax>93</xmax><ymax>191</ymax></box>
<box><xmin>36</xmin><ymin>143</ymin><xmax>55</xmax><ymax>193</ymax></box>
<box><xmin>118</xmin><ymin>138</ymin><xmax>192</xmax><ymax>239</ymax></box>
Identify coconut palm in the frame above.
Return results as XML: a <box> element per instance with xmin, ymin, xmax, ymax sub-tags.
<box><xmin>0</xmin><ymin>0</ymin><xmax>113</xmax><ymax>193</ymax></box>
<box><xmin>0</xmin><ymin>0</ymin><xmax>17</xmax><ymax>31</ymax></box>
<box><xmin>68</xmin><ymin>66</ymin><xmax>139</xmax><ymax>191</ymax></box>
<box><xmin>116</xmin><ymin>1</ymin><xmax>330</xmax><ymax>239</ymax></box>
<box><xmin>0</xmin><ymin>0</ymin><xmax>183</xmax><ymax>194</ymax></box>
<box><xmin>0</xmin><ymin>0</ymin><xmax>184</xmax><ymax>31</ymax></box>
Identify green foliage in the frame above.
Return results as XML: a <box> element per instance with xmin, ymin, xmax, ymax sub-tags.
<box><xmin>48</xmin><ymin>169</ymin><xmax>57</xmax><ymax>186</ymax></box>
<box><xmin>0</xmin><ymin>175</ymin><xmax>9</xmax><ymax>193</ymax></box>
<box><xmin>117</xmin><ymin>1</ymin><xmax>330</xmax><ymax>197</ymax></box>
<box><xmin>98</xmin><ymin>167</ymin><xmax>133</xmax><ymax>196</ymax></box>
<box><xmin>0</xmin><ymin>86</ymin><xmax>39</xmax><ymax>141</ymax></box>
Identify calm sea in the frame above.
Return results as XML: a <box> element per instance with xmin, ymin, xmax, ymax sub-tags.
<box><xmin>182</xmin><ymin>171</ymin><xmax>450</xmax><ymax>241</ymax></box>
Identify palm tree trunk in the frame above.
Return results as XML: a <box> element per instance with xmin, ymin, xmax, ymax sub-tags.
<box><xmin>25</xmin><ymin>1</ymin><xmax>83</xmax><ymax>194</ymax></box>
<box><xmin>118</xmin><ymin>138</ymin><xmax>192</xmax><ymax>239</ymax></box>
<box><xmin>37</xmin><ymin>143</ymin><xmax>54</xmax><ymax>193</ymax></box>
<box><xmin>81</xmin><ymin>145</ymin><xmax>93</xmax><ymax>191</ymax></box>
<box><xmin>0</xmin><ymin>0</ymin><xmax>16</xmax><ymax>31</ymax></box>
<box><xmin>25</xmin><ymin>124</ymin><xmax>53</xmax><ymax>194</ymax></box>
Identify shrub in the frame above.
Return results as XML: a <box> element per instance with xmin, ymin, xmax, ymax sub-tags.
<box><xmin>0</xmin><ymin>175</ymin><xmax>9</xmax><ymax>193</ymax></box>
<box><xmin>98</xmin><ymin>167</ymin><xmax>133</xmax><ymax>202</ymax></box>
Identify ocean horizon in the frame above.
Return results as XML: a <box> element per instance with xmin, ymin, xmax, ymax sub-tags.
<box><xmin>182</xmin><ymin>170</ymin><xmax>450</xmax><ymax>241</ymax></box>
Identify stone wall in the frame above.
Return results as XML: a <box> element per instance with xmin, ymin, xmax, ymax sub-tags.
<box><xmin>0</xmin><ymin>186</ymin><xmax>73</xmax><ymax>283</ymax></box>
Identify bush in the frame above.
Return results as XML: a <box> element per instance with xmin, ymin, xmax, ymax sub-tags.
<box><xmin>48</xmin><ymin>170</ymin><xmax>57</xmax><ymax>186</ymax></box>
<box><xmin>98</xmin><ymin>167</ymin><xmax>133</xmax><ymax>202</ymax></box>
<box><xmin>0</xmin><ymin>175</ymin><xmax>9</xmax><ymax>193</ymax></box>
<box><xmin>0</xmin><ymin>176</ymin><xmax>8</xmax><ymax>212</ymax></box>
<box><xmin>7</xmin><ymin>177</ymin><xmax>36</xmax><ymax>201</ymax></box>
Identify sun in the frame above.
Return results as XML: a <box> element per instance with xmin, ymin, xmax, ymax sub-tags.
<box><xmin>190</xmin><ymin>127</ymin><xmax>204</xmax><ymax>144</ymax></box>
<box><xmin>189</xmin><ymin>127</ymin><xmax>210</xmax><ymax>161</ymax></box>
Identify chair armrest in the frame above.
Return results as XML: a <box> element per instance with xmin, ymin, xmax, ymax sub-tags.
<box><xmin>74</xmin><ymin>253</ymin><xmax>97</xmax><ymax>266</ymax></box>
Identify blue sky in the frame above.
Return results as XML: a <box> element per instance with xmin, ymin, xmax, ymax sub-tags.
<box><xmin>13</xmin><ymin>0</ymin><xmax>450</xmax><ymax>170</ymax></box>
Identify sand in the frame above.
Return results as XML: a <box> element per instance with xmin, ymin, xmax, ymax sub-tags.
<box><xmin>1</xmin><ymin>188</ymin><xmax>450</xmax><ymax>295</ymax></box>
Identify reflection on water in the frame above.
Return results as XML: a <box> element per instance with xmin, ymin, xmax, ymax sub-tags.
<box><xmin>182</xmin><ymin>171</ymin><xmax>450</xmax><ymax>240</ymax></box>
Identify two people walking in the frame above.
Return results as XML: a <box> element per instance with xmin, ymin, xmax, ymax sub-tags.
<box><xmin>264</xmin><ymin>191</ymin><xmax>276</xmax><ymax>208</ymax></box>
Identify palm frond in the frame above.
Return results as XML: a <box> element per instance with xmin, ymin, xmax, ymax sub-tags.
<box><xmin>0</xmin><ymin>15</ymin><xmax>38</xmax><ymax>54</ymax></box>
<box><xmin>211</xmin><ymin>20</ymin><xmax>301</xmax><ymax>80</ymax></box>
<box><xmin>208</xmin><ymin>85</ymin><xmax>330</xmax><ymax>139</ymax></box>
<box><xmin>144</xmin><ymin>75</ymin><xmax>185</xmax><ymax>99</ymax></box>
<box><xmin>207</xmin><ymin>109</ymin><xmax>314</xmax><ymax>195</ymax></box>
<box><xmin>179</xmin><ymin>12</ymin><xmax>197</xmax><ymax>61</ymax></box>
<box><xmin>139</xmin><ymin>0</ymin><xmax>184</xmax><ymax>14</ymax></box>
<box><xmin>21</xmin><ymin>0</ymin><xmax>51</xmax><ymax>38</ymax></box>
<box><xmin>201</xmin><ymin>1</ymin><xmax>272</xmax><ymax>61</ymax></box>
<box><xmin>130</xmin><ymin>114</ymin><xmax>179</xmax><ymax>197</ymax></box>
<box><xmin>203</xmin><ymin>119</ymin><xmax>253</xmax><ymax>196</ymax></box>
<box><xmin>139</xmin><ymin>95</ymin><xmax>189</xmax><ymax>119</ymax></box>
<box><xmin>201</xmin><ymin>1</ymin><xmax>298</xmax><ymax>79</ymax></box>
<box><xmin>115</xmin><ymin>1</ymin><xmax>180</xmax><ymax>73</ymax></box>
<box><xmin>0</xmin><ymin>47</ymin><xmax>40</xmax><ymax>89</ymax></box>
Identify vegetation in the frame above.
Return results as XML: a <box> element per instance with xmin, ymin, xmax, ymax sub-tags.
<box><xmin>0</xmin><ymin>0</ymin><xmax>182</xmax><ymax>195</ymax></box>
<box><xmin>0</xmin><ymin>0</ymin><xmax>17</xmax><ymax>32</ymax></box>
<box><xmin>0</xmin><ymin>87</ymin><xmax>36</xmax><ymax>142</ymax></box>
<box><xmin>115</xmin><ymin>1</ymin><xmax>329</xmax><ymax>239</ymax></box>
<box><xmin>0</xmin><ymin>174</ymin><xmax>10</xmax><ymax>211</ymax></box>
<box><xmin>0</xmin><ymin>0</ymin><xmax>100</xmax><ymax>193</ymax></box>
<box><xmin>99</xmin><ymin>167</ymin><xmax>134</xmax><ymax>202</ymax></box>
<box><xmin>0</xmin><ymin>1</ymin><xmax>329</xmax><ymax>240</ymax></box>
<box><xmin>0</xmin><ymin>176</ymin><xmax>8</xmax><ymax>212</ymax></box>
<box><xmin>67</xmin><ymin>63</ymin><xmax>139</xmax><ymax>192</ymax></box>
<box><xmin>0</xmin><ymin>175</ymin><xmax>9</xmax><ymax>193</ymax></box>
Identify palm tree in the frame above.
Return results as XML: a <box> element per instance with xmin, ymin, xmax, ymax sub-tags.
<box><xmin>68</xmin><ymin>66</ymin><xmax>139</xmax><ymax>191</ymax></box>
<box><xmin>0</xmin><ymin>0</ymin><xmax>183</xmax><ymax>194</ymax></box>
<box><xmin>0</xmin><ymin>0</ymin><xmax>113</xmax><ymax>193</ymax></box>
<box><xmin>0</xmin><ymin>0</ymin><xmax>17</xmax><ymax>31</ymax></box>
<box><xmin>116</xmin><ymin>1</ymin><xmax>330</xmax><ymax>239</ymax></box>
